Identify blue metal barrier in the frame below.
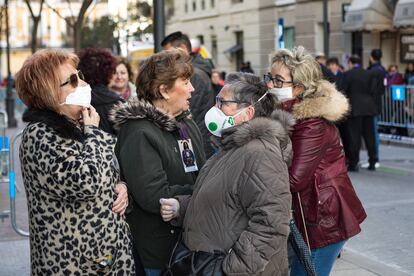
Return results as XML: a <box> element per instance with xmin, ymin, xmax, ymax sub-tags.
<box><xmin>379</xmin><ymin>85</ymin><xmax>414</xmax><ymax>133</ymax></box>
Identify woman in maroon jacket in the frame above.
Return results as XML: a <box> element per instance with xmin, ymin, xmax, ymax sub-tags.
<box><xmin>266</xmin><ymin>46</ymin><xmax>366</xmax><ymax>276</ymax></box>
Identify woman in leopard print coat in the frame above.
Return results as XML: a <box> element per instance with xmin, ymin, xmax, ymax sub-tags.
<box><xmin>16</xmin><ymin>49</ymin><xmax>137</xmax><ymax>275</ymax></box>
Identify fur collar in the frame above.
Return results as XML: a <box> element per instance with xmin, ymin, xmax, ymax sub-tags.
<box><xmin>110</xmin><ymin>97</ymin><xmax>188</xmax><ymax>132</ymax></box>
<box><xmin>220</xmin><ymin>109</ymin><xmax>295</xmax><ymax>164</ymax></box>
<box><xmin>22</xmin><ymin>108</ymin><xmax>84</xmax><ymax>141</ymax></box>
<box><xmin>292</xmin><ymin>80</ymin><xmax>349</xmax><ymax>122</ymax></box>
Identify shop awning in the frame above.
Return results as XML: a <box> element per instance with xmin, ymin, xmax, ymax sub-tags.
<box><xmin>343</xmin><ymin>0</ymin><xmax>393</xmax><ymax>31</ymax></box>
<box><xmin>394</xmin><ymin>0</ymin><xmax>414</xmax><ymax>28</ymax></box>
<box><xmin>223</xmin><ymin>44</ymin><xmax>243</xmax><ymax>54</ymax></box>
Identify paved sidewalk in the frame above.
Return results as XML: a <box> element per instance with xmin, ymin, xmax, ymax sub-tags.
<box><xmin>0</xmin><ymin>238</ymin><xmax>410</xmax><ymax>276</ymax></box>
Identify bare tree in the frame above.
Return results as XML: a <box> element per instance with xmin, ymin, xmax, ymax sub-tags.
<box><xmin>25</xmin><ymin>0</ymin><xmax>45</xmax><ymax>53</ymax></box>
<box><xmin>46</xmin><ymin>0</ymin><xmax>94</xmax><ymax>53</ymax></box>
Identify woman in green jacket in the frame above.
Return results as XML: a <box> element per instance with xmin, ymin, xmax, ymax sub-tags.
<box><xmin>111</xmin><ymin>49</ymin><xmax>206</xmax><ymax>276</ymax></box>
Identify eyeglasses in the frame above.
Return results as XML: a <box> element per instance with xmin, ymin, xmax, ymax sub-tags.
<box><xmin>215</xmin><ymin>96</ymin><xmax>249</xmax><ymax>109</ymax></box>
<box><xmin>60</xmin><ymin>70</ymin><xmax>85</xmax><ymax>87</ymax></box>
<box><xmin>263</xmin><ymin>73</ymin><xmax>293</xmax><ymax>88</ymax></box>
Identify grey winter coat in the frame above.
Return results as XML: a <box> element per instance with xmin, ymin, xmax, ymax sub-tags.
<box><xmin>182</xmin><ymin>110</ymin><xmax>293</xmax><ymax>275</ymax></box>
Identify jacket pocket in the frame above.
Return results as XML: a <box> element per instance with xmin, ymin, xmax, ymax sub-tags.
<box><xmin>316</xmin><ymin>186</ymin><xmax>340</xmax><ymax>230</ymax></box>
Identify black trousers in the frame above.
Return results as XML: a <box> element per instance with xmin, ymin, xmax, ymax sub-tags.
<box><xmin>343</xmin><ymin>115</ymin><xmax>378</xmax><ymax>168</ymax></box>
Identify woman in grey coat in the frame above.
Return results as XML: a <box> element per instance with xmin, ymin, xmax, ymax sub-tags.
<box><xmin>160</xmin><ymin>73</ymin><xmax>293</xmax><ymax>275</ymax></box>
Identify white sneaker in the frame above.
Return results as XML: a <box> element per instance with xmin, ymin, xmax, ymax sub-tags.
<box><xmin>360</xmin><ymin>162</ymin><xmax>380</xmax><ymax>169</ymax></box>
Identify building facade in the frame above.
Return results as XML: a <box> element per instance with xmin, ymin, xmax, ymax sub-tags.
<box><xmin>166</xmin><ymin>0</ymin><xmax>414</xmax><ymax>76</ymax></box>
<box><xmin>0</xmin><ymin>0</ymin><xmax>111</xmax><ymax>76</ymax></box>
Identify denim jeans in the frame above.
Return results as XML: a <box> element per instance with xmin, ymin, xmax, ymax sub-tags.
<box><xmin>290</xmin><ymin>240</ymin><xmax>346</xmax><ymax>276</ymax></box>
<box><xmin>144</xmin><ymin>268</ymin><xmax>161</xmax><ymax>276</ymax></box>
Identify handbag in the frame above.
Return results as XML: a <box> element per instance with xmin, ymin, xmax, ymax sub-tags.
<box><xmin>288</xmin><ymin>193</ymin><xmax>317</xmax><ymax>276</ymax></box>
<box><xmin>162</xmin><ymin>238</ymin><xmax>225</xmax><ymax>276</ymax></box>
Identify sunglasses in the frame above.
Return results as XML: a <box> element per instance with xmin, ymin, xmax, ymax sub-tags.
<box><xmin>60</xmin><ymin>70</ymin><xmax>85</xmax><ymax>87</ymax></box>
<box><xmin>263</xmin><ymin>73</ymin><xmax>293</xmax><ymax>88</ymax></box>
<box><xmin>215</xmin><ymin>96</ymin><xmax>249</xmax><ymax>109</ymax></box>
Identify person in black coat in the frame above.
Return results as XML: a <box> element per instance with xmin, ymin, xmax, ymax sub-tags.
<box><xmin>161</xmin><ymin>32</ymin><xmax>216</xmax><ymax>158</ymax></box>
<box><xmin>342</xmin><ymin>55</ymin><xmax>377</xmax><ymax>171</ymax></box>
<box><xmin>78</xmin><ymin>48</ymin><xmax>124</xmax><ymax>135</ymax></box>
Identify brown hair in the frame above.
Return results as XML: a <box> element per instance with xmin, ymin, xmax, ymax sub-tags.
<box><xmin>116</xmin><ymin>56</ymin><xmax>134</xmax><ymax>81</ymax></box>
<box><xmin>15</xmin><ymin>49</ymin><xmax>79</xmax><ymax>112</ymax></box>
<box><xmin>136</xmin><ymin>49</ymin><xmax>193</xmax><ymax>102</ymax></box>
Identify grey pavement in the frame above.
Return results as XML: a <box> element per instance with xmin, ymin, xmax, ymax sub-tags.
<box><xmin>1</xmin><ymin>125</ymin><xmax>414</xmax><ymax>275</ymax></box>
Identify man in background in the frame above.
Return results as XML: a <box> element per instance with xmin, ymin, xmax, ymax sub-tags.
<box><xmin>365</xmin><ymin>49</ymin><xmax>387</xmax><ymax>169</ymax></box>
<box><xmin>161</xmin><ymin>31</ymin><xmax>215</xmax><ymax>158</ymax></box>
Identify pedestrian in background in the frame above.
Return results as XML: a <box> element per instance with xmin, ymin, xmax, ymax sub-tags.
<box><xmin>268</xmin><ymin>46</ymin><xmax>366</xmax><ymax>276</ymax></box>
<box><xmin>365</xmin><ymin>49</ymin><xmax>387</xmax><ymax>169</ymax></box>
<box><xmin>211</xmin><ymin>69</ymin><xmax>224</xmax><ymax>97</ymax></box>
<box><xmin>161</xmin><ymin>31</ymin><xmax>216</xmax><ymax>158</ymax></box>
<box><xmin>315</xmin><ymin>52</ymin><xmax>335</xmax><ymax>83</ymax></box>
<box><xmin>387</xmin><ymin>65</ymin><xmax>404</xmax><ymax>86</ymax></box>
<box><xmin>161</xmin><ymin>72</ymin><xmax>293</xmax><ymax>275</ymax></box>
<box><xmin>342</xmin><ymin>55</ymin><xmax>378</xmax><ymax>171</ymax></box>
<box><xmin>404</xmin><ymin>62</ymin><xmax>414</xmax><ymax>84</ymax></box>
<box><xmin>111</xmin><ymin>49</ymin><xmax>206</xmax><ymax>276</ymax></box>
<box><xmin>78</xmin><ymin>48</ymin><xmax>123</xmax><ymax>135</ymax></box>
<box><xmin>110</xmin><ymin>56</ymin><xmax>137</xmax><ymax>100</ymax></box>
<box><xmin>327</xmin><ymin>57</ymin><xmax>344</xmax><ymax>89</ymax></box>
<box><xmin>15</xmin><ymin>49</ymin><xmax>138</xmax><ymax>275</ymax></box>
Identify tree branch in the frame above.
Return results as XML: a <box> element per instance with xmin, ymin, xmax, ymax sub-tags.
<box><xmin>45</xmin><ymin>0</ymin><xmax>74</xmax><ymax>28</ymax></box>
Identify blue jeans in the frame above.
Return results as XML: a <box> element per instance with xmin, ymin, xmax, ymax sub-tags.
<box><xmin>144</xmin><ymin>268</ymin><xmax>161</xmax><ymax>276</ymax></box>
<box><xmin>290</xmin><ymin>240</ymin><xmax>346</xmax><ymax>276</ymax></box>
<box><xmin>374</xmin><ymin>115</ymin><xmax>379</xmax><ymax>160</ymax></box>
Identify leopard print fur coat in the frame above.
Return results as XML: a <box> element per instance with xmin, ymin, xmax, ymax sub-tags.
<box><xmin>20</xmin><ymin>109</ymin><xmax>135</xmax><ymax>275</ymax></box>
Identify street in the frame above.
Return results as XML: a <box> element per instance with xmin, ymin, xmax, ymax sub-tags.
<box><xmin>1</xmin><ymin>124</ymin><xmax>414</xmax><ymax>275</ymax></box>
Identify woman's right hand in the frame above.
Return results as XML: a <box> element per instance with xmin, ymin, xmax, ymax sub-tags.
<box><xmin>159</xmin><ymin>198</ymin><xmax>180</xmax><ymax>222</ymax></box>
<box><xmin>82</xmin><ymin>106</ymin><xmax>100</xmax><ymax>127</ymax></box>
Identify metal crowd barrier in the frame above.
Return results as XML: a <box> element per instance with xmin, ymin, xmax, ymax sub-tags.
<box><xmin>378</xmin><ymin>85</ymin><xmax>414</xmax><ymax>135</ymax></box>
<box><xmin>0</xmin><ymin>109</ymin><xmax>29</xmax><ymax>237</ymax></box>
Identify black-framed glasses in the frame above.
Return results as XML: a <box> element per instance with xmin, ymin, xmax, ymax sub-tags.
<box><xmin>215</xmin><ymin>96</ymin><xmax>249</xmax><ymax>109</ymax></box>
<box><xmin>60</xmin><ymin>70</ymin><xmax>85</xmax><ymax>87</ymax></box>
<box><xmin>263</xmin><ymin>73</ymin><xmax>293</xmax><ymax>88</ymax></box>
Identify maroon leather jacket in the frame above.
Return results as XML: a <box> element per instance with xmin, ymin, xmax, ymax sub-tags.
<box><xmin>281</xmin><ymin>81</ymin><xmax>367</xmax><ymax>249</ymax></box>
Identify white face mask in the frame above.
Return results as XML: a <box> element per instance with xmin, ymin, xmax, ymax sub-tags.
<box><xmin>204</xmin><ymin>106</ymin><xmax>239</xmax><ymax>137</ymax></box>
<box><xmin>61</xmin><ymin>84</ymin><xmax>92</xmax><ymax>107</ymax></box>
<box><xmin>269</xmin><ymin>87</ymin><xmax>293</xmax><ymax>101</ymax></box>
<box><xmin>205</xmin><ymin>92</ymin><xmax>268</xmax><ymax>137</ymax></box>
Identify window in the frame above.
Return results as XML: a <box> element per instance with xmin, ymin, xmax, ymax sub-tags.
<box><xmin>197</xmin><ymin>35</ymin><xmax>204</xmax><ymax>45</ymax></box>
<box><xmin>211</xmin><ymin>0</ymin><xmax>215</xmax><ymax>8</ymax></box>
<box><xmin>235</xmin><ymin>31</ymin><xmax>244</xmax><ymax>71</ymax></box>
<box><xmin>202</xmin><ymin>0</ymin><xmax>205</xmax><ymax>10</ymax></box>
<box><xmin>232</xmin><ymin>0</ymin><xmax>243</xmax><ymax>3</ymax></box>
<box><xmin>284</xmin><ymin>27</ymin><xmax>295</xmax><ymax>50</ymax></box>
<box><xmin>193</xmin><ymin>1</ymin><xmax>196</xmax><ymax>11</ymax></box>
<box><xmin>315</xmin><ymin>23</ymin><xmax>324</xmax><ymax>54</ymax></box>
<box><xmin>185</xmin><ymin>2</ymin><xmax>188</xmax><ymax>13</ymax></box>
<box><xmin>352</xmin><ymin>31</ymin><xmax>363</xmax><ymax>64</ymax></box>
<box><xmin>211</xmin><ymin>35</ymin><xmax>218</xmax><ymax>65</ymax></box>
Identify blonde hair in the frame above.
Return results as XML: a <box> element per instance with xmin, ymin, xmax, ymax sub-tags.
<box><xmin>270</xmin><ymin>46</ymin><xmax>323</xmax><ymax>98</ymax></box>
<box><xmin>15</xmin><ymin>49</ymin><xmax>79</xmax><ymax>112</ymax></box>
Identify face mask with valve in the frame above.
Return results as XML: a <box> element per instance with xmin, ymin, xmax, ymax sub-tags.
<box><xmin>61</xmin><ymin>84</ymin><xmax>92</xmax><ymax>107</ymax></box>
<box><xmin>204</xmin><ymin>91</ymin><xmax>268</xmax><ymax>137</ymax></box>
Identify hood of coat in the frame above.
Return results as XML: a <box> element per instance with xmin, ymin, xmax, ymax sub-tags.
<box><xmin>220</xmin><ymin>109</ymin><xmax>295</xmax><ymax>164</ymax></box>
<box><xmin>291</xmin><ymin>80</ymin><xmax>349</xmax><ymax>123</ymax></box>
<box><xmin>191</xmin><ymin>53</ymin><xmax>212</xmax><ymax>77</ymax></box>
<box><xmin>110</xmin><ymin>97</ymin><xmax>190</xmax><ymax>132</ymax></box>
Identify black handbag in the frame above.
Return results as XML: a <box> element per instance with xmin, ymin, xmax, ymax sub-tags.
<box><xmin>162</xmin><ymin>239</ymin><xmax>225</xmax><ymax>276</ymax></box>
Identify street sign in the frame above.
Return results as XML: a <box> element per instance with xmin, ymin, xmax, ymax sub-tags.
<box><xmin>278</xmin><ymin>18</ymin><xmax>284</xmax><ymax>49</ymax></box>
<box><xmin>392</xmin><ymin>85</ymin><xmax>406</xmax><ymax>101</ymax></box>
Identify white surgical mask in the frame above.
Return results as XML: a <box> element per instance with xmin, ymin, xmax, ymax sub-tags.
<box><xmin>61</xmin><ymin>84</ymin><xmax>92</xmax><ymax>107</ymax></box>
<box><xmin>205</xmin><ymin>92</ymin><xmax>268</xmax><ymax>137</ymax></box>
<box><xmin>269</xmin><ymin>87</ymin><xmax>293</xmax><ymax>101</ymax></box>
